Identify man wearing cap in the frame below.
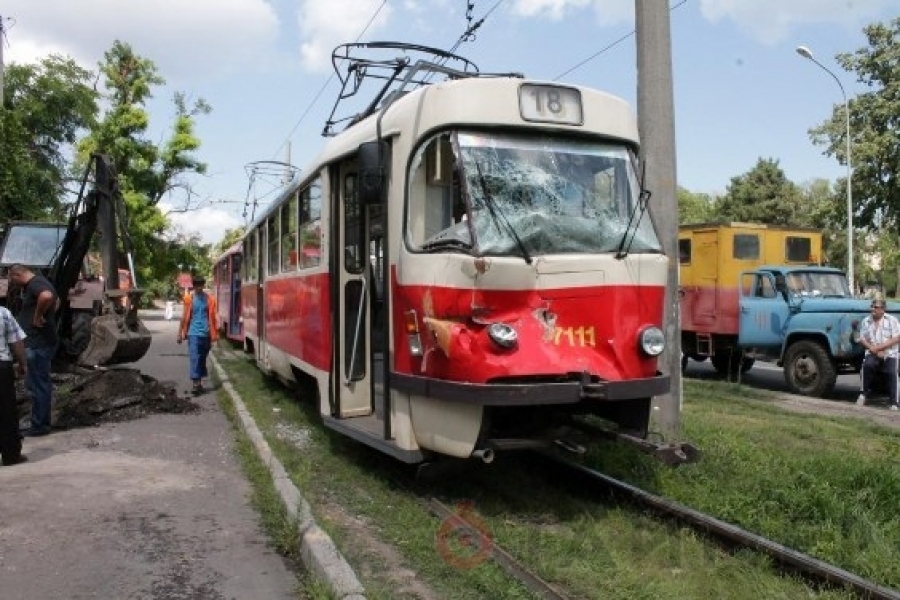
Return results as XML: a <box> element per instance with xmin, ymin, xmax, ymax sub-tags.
<box><xmin>858</xmin><ymin>297</ymin><xmax>900</xmax><ymax>410</ymax></box>
<box><xmin>177</xmin><ymin>276</ymin><xmax>218</xmax><ymax>394</ymax></box>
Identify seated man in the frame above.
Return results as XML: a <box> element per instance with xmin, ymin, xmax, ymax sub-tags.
<box><xmin>858</xmin><ymin>298</ymin><xmax>900</xmax><ymax>410</ymax></box>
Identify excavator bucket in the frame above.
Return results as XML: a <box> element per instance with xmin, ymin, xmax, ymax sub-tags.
<box><xmin>77</xmin><ymin>312</ymin><xmax>152</xmax><ymax>367</ymax></box>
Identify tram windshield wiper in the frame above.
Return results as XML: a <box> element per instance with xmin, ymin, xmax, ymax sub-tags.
<box><xmin>615</xmin><ymin>154</ymin><xmax>653</xmax><ymax>260</ymax></box>
<box><xmin>474</xmin><ymin>160</ymin><xmax>533</xmax><ymax>265</ymax></box>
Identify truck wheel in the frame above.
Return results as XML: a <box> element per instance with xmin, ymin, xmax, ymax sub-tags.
<box><xmin>711</xmin><ymin>353</ymin><xmax>754</xmax><ymax>375</ymax></box>
<box><xmin>783</xmin><ymin>341</ymin><xmax>836</xmax><ymax>397</ymax></box>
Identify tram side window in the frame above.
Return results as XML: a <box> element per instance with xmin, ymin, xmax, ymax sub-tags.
<box><xmin>407</xmin><ymin>134</ymin><xmax>460</xmax><ymax>250</ymax></box>
<box><xmin>233</xmin><ymin>254</ymin><xmax>242</xmax><ymax>281</ymax></box>
<box><xmin>281</xmin><ymin>194</ymin><xmax>298</xmax><ymax>271</ymax></box>
<box><xmin>299</xmin><ymin>179</ymin><xmax>322</xmax><ymax>268</ymax></box>
<box><xmin>245</xmin><ymin>233</ymin><xmax>258</xmax><ymax>281</ymax></box>
<box><xmin>344</xmin><ymin>172</ymin><xmax>365</xmax><ymax>274</ymax></box>
<box><xmin>733</xmin><ymin>234</ymin><xmax>760</xmax><ymax>260</ymax></box>
<box><xmin>267</xmin><ymin>215</ymin><xmax>280</xmax><ymax>275</ymax></box>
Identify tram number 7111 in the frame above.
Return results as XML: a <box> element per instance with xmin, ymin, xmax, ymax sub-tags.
<box><xmin>553</xmin><ymin>326</ymin><xmax>597</xmax><ymax>347</ymax></box>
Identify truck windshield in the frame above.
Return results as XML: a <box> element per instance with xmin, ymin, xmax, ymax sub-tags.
<box><xmin>785</xmin><ymin>271</ymin><xmax>851</xmax><ymax>298</ymax></box>
<box><xmin>0</xmin><ymin>225</ymin><xmax>66</xmax><ymax>266</ymax></box>
<box><xmin>408</xmin><ymin>131</ymin><xmax>662</xmax><ymax>257</ymax></box>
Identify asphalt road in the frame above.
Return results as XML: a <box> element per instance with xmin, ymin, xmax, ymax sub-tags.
<box><xmin>0</xmin><ymin>308</ymin><xmax>299</xmax><ymax>600</ymax></box>
<box><xmin>683</xmin><ymin>357</ymin><xmax>864</xmax><ymax>402</ymax></box>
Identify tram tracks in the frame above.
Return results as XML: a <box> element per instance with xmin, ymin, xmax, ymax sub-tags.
<box><xmin>413</xmin><ymin>450</ymin><xmax>900</xmax><ymax>599</ymax></box>
<box><xmin>426</xmin><ymin>497</ymin><xmax>571</xmax><ymax>600</ymax></box>
<box><xmin>531</xmin><ymin>449</ymin><xmax>900</xmax><ymax>600</ymax></box>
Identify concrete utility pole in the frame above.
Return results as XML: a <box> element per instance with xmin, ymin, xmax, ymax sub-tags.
<box><xmin>635</xmin><ymin>0</ymin><xmax>681</xmax><ymax>439</ymax></box>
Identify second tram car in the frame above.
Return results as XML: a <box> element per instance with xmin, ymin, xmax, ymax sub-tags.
<box><xmin>213</xmin><ymin>242</ymin><xmax>244</xmax><ymax>343</ymax></box>
<box><xmin>238</xmin><ymin>43</ymin><xmax>670</xmax><ymax>463</ymax></box>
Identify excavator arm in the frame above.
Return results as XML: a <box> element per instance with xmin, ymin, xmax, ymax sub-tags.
<box><xmin>52</xmin><ymin>154</ymin><xmax>151</xmax><ymax>366</ymax></box>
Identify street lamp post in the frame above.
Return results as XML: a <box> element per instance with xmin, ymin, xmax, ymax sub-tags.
<box><xmin>796</xmin><ymin>45</ymin><xmax>854</xmax><ymax>294</ymax></box>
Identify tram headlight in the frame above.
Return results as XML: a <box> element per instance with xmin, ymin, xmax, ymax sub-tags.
<box><xmin>487</xmin><ymin>323</ymin><xmax>518</xmax><ymax>349</ymax></box>
<box><xmin>639</xmin><ymin>326</ymin><xmax>665</xmax><ymax>357</ymax></box>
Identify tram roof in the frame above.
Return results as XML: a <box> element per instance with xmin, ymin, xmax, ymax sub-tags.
<box><xmin>214</xmin><ymin>240</ymin><xmax>244</xmax><ymax>263</ymax></box>
<box><xmin>245</xmin><ymin>77</ymin><xmax>639</xmax><ymax>232</ymax></box>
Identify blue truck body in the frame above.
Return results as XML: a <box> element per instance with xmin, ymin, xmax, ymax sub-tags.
<box><xmin>714</xmin><ymin>265</ymin><xmax>897</xmax><ymax>397</ymax></box>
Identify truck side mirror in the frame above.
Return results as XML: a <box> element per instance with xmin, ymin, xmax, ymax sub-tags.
<box><xmin>358</xmin><ymin>141</ymin><xmax>387</xmax><ymax>205</ymax></box>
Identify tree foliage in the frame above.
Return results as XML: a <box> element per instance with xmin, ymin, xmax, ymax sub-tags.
<box><xmin>212</xmin><ymin>227</ymin><xmax>246</xmax><ymax>258</ymax></box>
<box><xmin>0</xmin><ymin>55</ymin><xmax>97</xmax><ymax>219</ymax></box>
<box><xmin>677</xmin><ymin>186</ymin><xmax>716</xmax><ymax>225</ymax></box>
<box><xmin>1</xmin><ymin>41</ymin><xmax>212</xmax><ymax>299</ymax></box>
<box><xmin>76</xmin><ymin>40</ymin><xmax>211</xmax><ymax>285</ymax></box>
<box><xmin>714</xmin><ymin>158</ymin><xmax>806</xmax><ymax>226</ymax></box>
<box><xmin>809</xmin><ymin>17</ymin><xmax>900</xmax><ymax>230</ymax></box>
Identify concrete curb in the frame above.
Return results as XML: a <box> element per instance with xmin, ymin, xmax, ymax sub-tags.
<box><xmin>211</xmin><ymin>354</ymin><xmax>367</xmax><ymax>600</ymax></box>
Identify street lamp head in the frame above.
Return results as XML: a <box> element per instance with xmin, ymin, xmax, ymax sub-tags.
<box><xmin>796</xmin><ymin>45</ymin><xmax>814</xmax><ymax>60</ymax></box>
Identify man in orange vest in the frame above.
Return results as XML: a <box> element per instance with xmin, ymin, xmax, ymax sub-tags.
<box><xmin>177</xmin><ymin>276</ymin><xmax>218</xmax><ymax>394</ymax></box>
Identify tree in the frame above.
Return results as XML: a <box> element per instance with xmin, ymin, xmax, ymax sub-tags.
<box><xmin>714</xmin><ymin>158</ymin><xmax>805</xmax><ymax>226</ymax></box>
<box><xmin>677</xmin><ymin>186</ymin><xmax>715</xmax><ymax>225</ymax></box>
<box><xmin>76</xmin><ymin>40</ymin><xmax>212</xmax><ymax>284</ymax></box>
<box><xmin>0</xmin><ymin>55</ymin><xmax>98</xmax><ymax>219</ymax></box>
<box><xmin>796</xmin><ymin>178</ymin><xmax>843</xmax><ymax>265</ymax></box>
<box><xmin>212</xmin><ymin>227</ymin><xmax>246</xmax><ymax>257</ymax></box>
<box><xmin>809</xmin><ymin>17</ymin><xmax>900</xmax><ymax>231</ymax></box>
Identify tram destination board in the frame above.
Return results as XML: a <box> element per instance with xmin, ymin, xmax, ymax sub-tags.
<box><xmin>518</xmin><ymin>83</ymin><xmax>583</xmax><ymax>125</ymax></box>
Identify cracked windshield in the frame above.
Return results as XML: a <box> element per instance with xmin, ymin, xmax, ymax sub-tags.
<box><xmin>412</xmin><ymin>131</ymin><xmax>661</xmax><ymax>257</ymax></box>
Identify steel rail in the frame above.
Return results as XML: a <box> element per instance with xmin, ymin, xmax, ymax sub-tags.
<box><xmin>534</xmin><ymin>449</ymin><xmax>900</xmax><ymax>600</ymax></box>
<box><xmin>426</xmin><ymin>498</ymin><xmax>570</xmax><ymax>600</ymax></box>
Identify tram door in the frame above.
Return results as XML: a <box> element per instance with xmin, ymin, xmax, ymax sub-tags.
<box><xmin>229</xmin><ymin>254</ymin><xmax>242</xmax><ymax>337</ymax></box>
<box><xmin>335</xmin><ymin>165</ymin><xmax>373</xmax><ymax>418</ymax></box>
<box><xmin>255</xmin><ymin>227</ymin><xmax>267</xmax><ymax>364</ymax></box>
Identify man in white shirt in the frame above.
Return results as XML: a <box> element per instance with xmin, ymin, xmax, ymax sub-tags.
<box><xmin>0</xmin><ymin>306</ymin><xmax>28</xmax><ymax>466</ymax></box>
<box><xmin>858</xmin><ymin>298</ymin><xmax>900</xmax><ymax>410</ymax></box>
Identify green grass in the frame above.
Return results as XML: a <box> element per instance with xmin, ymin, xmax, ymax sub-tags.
<box><xmin>214</xmin><ymin>349</ymin><xmax>899</xmax><ymax>599</ymax></box>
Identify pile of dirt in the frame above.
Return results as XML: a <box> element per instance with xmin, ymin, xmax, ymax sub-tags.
<box><xmin>16</xmin><ymin>368</ymin><xmax>201</xmax><ymax>429</ymax></box>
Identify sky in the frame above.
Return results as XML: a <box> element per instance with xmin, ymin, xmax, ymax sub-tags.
<box><xmin>3</xmin><ymin>0</ymin><xmax>898</xmax><ymax>246</ymax></box>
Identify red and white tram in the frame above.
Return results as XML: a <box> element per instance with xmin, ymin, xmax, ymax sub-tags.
<box><xmin>239</xmin><ymin>43</ymin><xmax>670</xmax><ymax>463</ymax></box>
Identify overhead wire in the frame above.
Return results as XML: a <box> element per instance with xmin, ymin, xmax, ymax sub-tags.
<box><xmin>553</xmin><ymin>0</ymin><xmax>689</xmax><ymax>81</ymax></box>
<box><xmin>271</xmin><ymin>0</ymin><xmax>388</xmax><ymax>160</ymax></box>
<box><xmin>244</xmin><ymin>0</ymin><xmax>389</xmax><ymax>223</ymax></box>
<box><xmin>422</xmin><ymin>0</ymin><xmax>504</xmax><ymax>84</ymax></box>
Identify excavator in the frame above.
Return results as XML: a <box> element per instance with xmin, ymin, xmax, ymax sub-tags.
<box><xmin>0</xmin><ymin>154</ymin><xmax>152</xmax><ymax>366</ymax></box>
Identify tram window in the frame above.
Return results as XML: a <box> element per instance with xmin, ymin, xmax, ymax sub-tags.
<box><xmin>408</xmin><ymin>134</ymin><xmax>459</xmax><ymax>250</ymax></box>
<box><xmin>299</xmin><ymin>179</ymin><xmax>322</xmax><ymax>268</ymax></box>
<box><xmin>344</xmin><ymin>173</ymin><xmax>365</xmax><ymax>274</ymax></box>
<box><xmin>785</xmin><ymin>236</ymin><xmax>812</xmax><ymax>263</ymax></box>
<box><xmin>233</xmin><ymin>254</ymin><xmax>242</xmax><ymax>279</ymax></box>
<box><xmin>267</xmin><ymin>215</ymin><xmax>280</xmax><ymax>275</ymax></box>
<box><xmin>243</xmin><ymin>239</ymin><xmax>250</xmax><ymax>281</ymax></box>
<box><xmin>281</xmin><ymin>194</ymin><xmax>298</xmax><ymax>271</ymax></box>
<box><xmin>587</xmin><ymin>168</ymin><xmax>617</xmax><ymax>218</ymax></box>
<box><xmin>733</xmin><ymin>234</ymin><xmax>760</xmax><ymax>260</ymax></box>
<box><xmin>678</xmin><ymin>239</ymin><xmax>691</xmax><ymax>264</ymax></box>
<box><xmin>244</xmin><ymin>233</ymin><xmax>257</xmax><ymax>281</ymax></box>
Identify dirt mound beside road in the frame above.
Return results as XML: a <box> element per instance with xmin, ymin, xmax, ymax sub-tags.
<box><xmin>16</xmin><ymin>367</ymin><xmax>201</xmax><ymax>429</ymax></box>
